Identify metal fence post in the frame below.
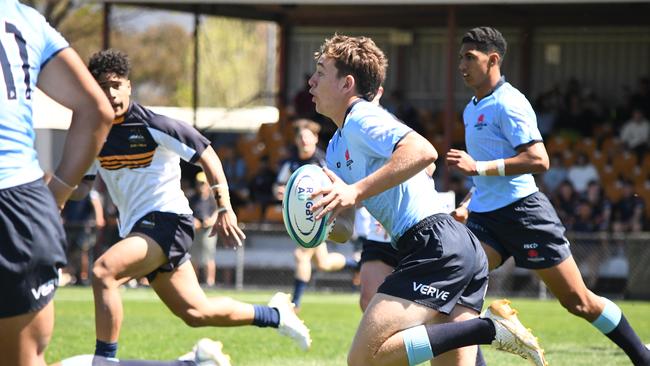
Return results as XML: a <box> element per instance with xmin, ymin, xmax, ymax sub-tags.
<box><xmin>538</xmin><ymin>278</ymin><xmax>548</xmax><ymax>300</ymax></box>
<box><xmin>235</xmin><ymin>239</ymin><xmax>245</xmax><ymax>290</ymax></box>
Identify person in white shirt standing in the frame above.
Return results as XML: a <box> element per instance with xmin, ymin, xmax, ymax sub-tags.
<box><xmin>620</xmin><ymin>107</ymin><xmax>650</xmax><ymax>158</ymax></box>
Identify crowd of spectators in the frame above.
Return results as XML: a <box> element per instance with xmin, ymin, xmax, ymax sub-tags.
<box><xmin>56</xmin><ymin>75</ymin><xmax>650</xmax><ymax>286</ymax></box>
<box><xmin>218</xmin><ymin>75</ymin><xmax>650</xmax><ymax>235</ymax></box>
<box><xmin>533</xmin><ymin>77</ymin><xmax>650</xmax><ymax>233</ymax></box>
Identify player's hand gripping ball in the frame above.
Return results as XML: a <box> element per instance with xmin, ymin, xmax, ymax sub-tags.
<box><xmin>282</xmin><ymin>164</ymin><xmax>334</xmax><ymax>248</ymax></box>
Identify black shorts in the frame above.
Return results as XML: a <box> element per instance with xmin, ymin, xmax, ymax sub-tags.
<box><xmin>467</xmin><ymin>191</ymin><xmax>572</xmax><ymax>270</ymax></box>
<box><xmin>378</xmin><ymin>214</ymin><xmax>488</xmax><ymax>314</ymax></box>
<box><xmin>129</xmin><ymin>211</ymin><xmax>194</xmax><ymax>282</ymax></box>
<box><xmin>0</xmin><ymin>179</ymin><xmax>67</xmax><ymax>318</ymax></box>
<box><xmin>359</xmin><ymin>238</ymin><xmax>399</xmax><ymax>268</ymax></box>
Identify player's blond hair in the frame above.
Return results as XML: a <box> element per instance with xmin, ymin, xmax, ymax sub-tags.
<box><xmin>316</xmin><ymin>34</ymin><xmax>387</xmax><ymax>102</ymax></box>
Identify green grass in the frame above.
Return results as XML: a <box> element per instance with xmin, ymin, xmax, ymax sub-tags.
<box><xmin>47</xmin><ymin>287</ymin><xmax>650</xmax><ymax>365</ymax></box>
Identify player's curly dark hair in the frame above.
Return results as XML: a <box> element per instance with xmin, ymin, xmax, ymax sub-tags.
<box><xmin>461</xmin><ymin>27</ymin><xmax>507</xmax><ymax>63</ymax></box>
<box><xmin>88</xmin><ymin>49</ymin><xmax>131</xmax><ymax>80</ymax></box>
<box><xmin>316</xmin><ymin>34</ymin><xmax>387</xmax><ymax>102</ymax></box>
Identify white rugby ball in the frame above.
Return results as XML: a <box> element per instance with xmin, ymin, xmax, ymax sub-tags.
<box><xmin>282</xmin><ymin>164</ymin><xmax>333</xmax><ymax>248</ymax></box>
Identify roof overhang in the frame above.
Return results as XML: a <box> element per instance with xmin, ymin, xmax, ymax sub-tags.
<box><xmin>101</xmin><ymin>0</ymin><xmax>649</xmax><ymax>4</ymax></box>
<box><xmin>98</xmin><ymin>1</ymin><xmax>650</xmax><ymax>26</ymax></box>
<box><xmin>33</xmin><ymin>88</ymin><xmax>278</xmax><ymax>132</ymax></box>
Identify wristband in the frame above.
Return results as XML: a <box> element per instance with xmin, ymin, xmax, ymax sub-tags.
<box><xmin>475</xmin><ymin>161</ymin><xmax>488</xmax><ymax>176</ymax></box>
<box><xmin>52</xmin><ymin>174</ymin><xmax>78</xmax><ymax>190</ymax></box>
<box><xmin>496</xmin><ymin>158</ymin><xmax>506</xmax><ymax>176</ymax></box>
<box><xmin>215</xmin><ymin>207</ymin><xmax>229</xmax><ymax>214</ymax></box>
<box><xmin>210</xmin><ymin>183</ymin><xmax>228</xmax><ymax>190</ymax></box>
<box><xmin>475</xmin><ymin>159</ymin><xmax>506</xmax><ymax>176</ymax></box>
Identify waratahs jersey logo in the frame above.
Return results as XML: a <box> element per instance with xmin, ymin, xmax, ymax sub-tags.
<box><xmin>345</xmin><ymin>149</ymin><xmax>354</xmax><ymax>169</ymax></box>
<box><xmin>474</xmin><ymin>114</ymin><xmax>488</xmax><ymax>130</ymax></box>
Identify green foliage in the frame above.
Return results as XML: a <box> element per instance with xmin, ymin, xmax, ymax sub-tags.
<box><xmin>33</xmin><ymin>2</ymin><xmax>193</xmax><ymax>107</ymax></box>
<box><xmin>175</xmin><ymin>17</ymin><xmax>272</xmax><ymax>108</ymax></box>
<box><xmin>47</xmin><ymin>288</ymin><xmax>650</xmax><ymax>365</ymax></box>
<box><xmin>57</xmin><ymin>5</ymin><xmax>104</xmax><ymax>61</ymax></box>
<box><xmin>27</xmin><ymin>4</ymin><xmax>271</xmax><ymax>108</ymax></box>
<box><xmin>22</xmin><ymin>0</ymin><xmax>77</xmax><ymax>28</ymax></box>
<box><xmin>112</xmin><ymin>23</ymin><xmax>192</xmax><ymax>106</ymax></box>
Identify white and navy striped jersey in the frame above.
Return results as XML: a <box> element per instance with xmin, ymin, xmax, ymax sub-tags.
<box><xmin>463</xmin><ymin>78</ymin><xmax>542</xmax><ymax>212</ymax></box>
<box><xmin>326</xmin><ymin>99</ymin><xmax>443</xmax><ymax>245</ymax></box>
<box><xmin>0</xmin><ymin>0</ymin><xmax>68</xmax><ymax>189</ymax></box>
<box><xmin>87</xmin><ymin>102</ymin><xmax>211</xmax><ymax>237</ymax></box>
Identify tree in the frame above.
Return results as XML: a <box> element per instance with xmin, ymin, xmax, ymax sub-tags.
<box><xmin>22</xmin><ymin>0</ymin><xmax>77</xmax><ymax>28</ymax></box>
<box><xmin>112</xmin><ymin>23</ymin><xmax>192</xmax><ymax>106</ymax></box>
<box><xmin>175</xmin><ymin>16</ymin><xmax>273</xmax><ymax>108</ymax></box>
<box><xmin>58</xmin><ymin>5</ymin><xmax>104</xmax><ymax>62</ymax></box>
<box><xmin>25</xmin><ymin>1</ymin><xmax>198</xmax><ymax>107</ymax></box>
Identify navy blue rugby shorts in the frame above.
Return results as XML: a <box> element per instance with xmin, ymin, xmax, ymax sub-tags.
<box><xmin>378</xmin><ymin>213</ymin><xmax>488</xmax><ymax>314</ymax></box>
<box><xmin>0</xmin><ymin>179</ymin><xmax>66</xmax><ymax>318</ymax></box>
<box><xmin>467</xmin><ymin>191</ymin><xmax>572</xmax><ymax>270</ymax></box>
<box><xmin>129</xmin><ymin>211</ymin><xmax>194</xmax><ymax>282</ymax></box>
<box><xmin>359</xmin><ymin>237</ymin><xmax>399</xmax><ymax>268</ymax></box>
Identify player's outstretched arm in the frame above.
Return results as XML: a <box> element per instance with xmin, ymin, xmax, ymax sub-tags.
<box><xmin>38</xmin><ymin>48</ymin><xmax>114</xmax><ymax>208</ymax></box>
<box><xmin>197</xmin><ymin>145</ymin><xmax>246</xmax><ymax>248</ymax></box>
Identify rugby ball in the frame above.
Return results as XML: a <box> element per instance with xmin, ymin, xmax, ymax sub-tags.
<box><xmin>282</xmin><ymin>164</ymin><xmax>333</xmax><ymax>248</ymax></box>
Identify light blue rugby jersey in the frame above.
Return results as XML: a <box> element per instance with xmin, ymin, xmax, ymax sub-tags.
<box><xmin>464</xmin><ymin>78</ymin><xmax>542</xmax><ymax>212</ymax></box>
<box><xmin>0</xmin><ymin>0</ymin><xmax>69</xmax><ymax>189</ymax></box>
<box><xmin>326</xmin><ymin>100</ymin><xmax>441</xmax><ymax>247</ymax></box>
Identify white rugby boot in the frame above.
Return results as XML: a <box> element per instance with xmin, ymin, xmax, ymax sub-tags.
<box><xmin>482</xmin><ymin>299</ymin><xmax>548</xmax><ymax>366</ymax></box>
<box><xmin>268</xmin><ymin>292</ymin><xmax>312</xmax><ymax>351</ymax></box>
<box><xmin>192</xmin><ymin>338</ymin><xmax>232</xmax><ymax>366</ymax></box>
<box><xmin>179</xmin><ymin>338</ymin><xmax>232</xmax><ymax>366</ymax></box>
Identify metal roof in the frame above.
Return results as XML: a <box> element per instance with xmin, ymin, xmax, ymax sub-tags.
<box><xmin>98</xmin><ymin>1</ymin><xmax>650</xmax><ymax>26</ymax></box>
<box><xmin>101</xmin><ymin>0</ymin><xmax>649</xmax><ymax>4</ymax></box>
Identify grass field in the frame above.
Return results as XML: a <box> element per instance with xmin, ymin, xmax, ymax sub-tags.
<box><xmin>47</xmin><ymin>287</ymin><xmax>650</xmax><ymax>365</ymax></box>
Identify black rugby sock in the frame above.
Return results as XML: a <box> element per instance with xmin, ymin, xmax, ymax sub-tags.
<box><xmin>252</xmin><ymin>304</ymin><xmax>280</xmax><ymax>328</ymax></box>
<box><xmin>603</xmin><ymin>315</ymin><xmax>650</xmax><ymax>365</ymax></box>
<box><xmin>425</xmin><ymin>318</ymin><xmax>496</xmax><ymax>356</ymax></box>
<box><xmin>292</xmin><ymin>279</ymin><xmax>309</xmax><ymax>307</ymax></box>
<box><xmin>95</xmin><ymin>340</ymin><xmax>118</xmax><ymax>358</ymax></box>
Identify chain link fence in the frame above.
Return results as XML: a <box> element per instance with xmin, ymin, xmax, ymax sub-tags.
<box><xmin>209</xmin><ymin>227</ymin><xmax>650</xmax><ymax>300</ymax></box>
<box><xmin>66</xmin><ymin>224</ymin><xmax>650</xmax><ymax>300</ymax></box>
<box><xmin>486</xmin><ymin>232</ymin><xmax>650</xmax><ymax>299</ymax></box>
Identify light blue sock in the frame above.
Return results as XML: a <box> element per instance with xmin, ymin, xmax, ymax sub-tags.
<box><xmin>591</xmin><ymin>297</ymin><xmax>622</xmax><ymax>334</ymax></box>
<box><xmin>403</xmin><ymin>325</ymin><xmax>434</xmax><ymax>365</ymax></box>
